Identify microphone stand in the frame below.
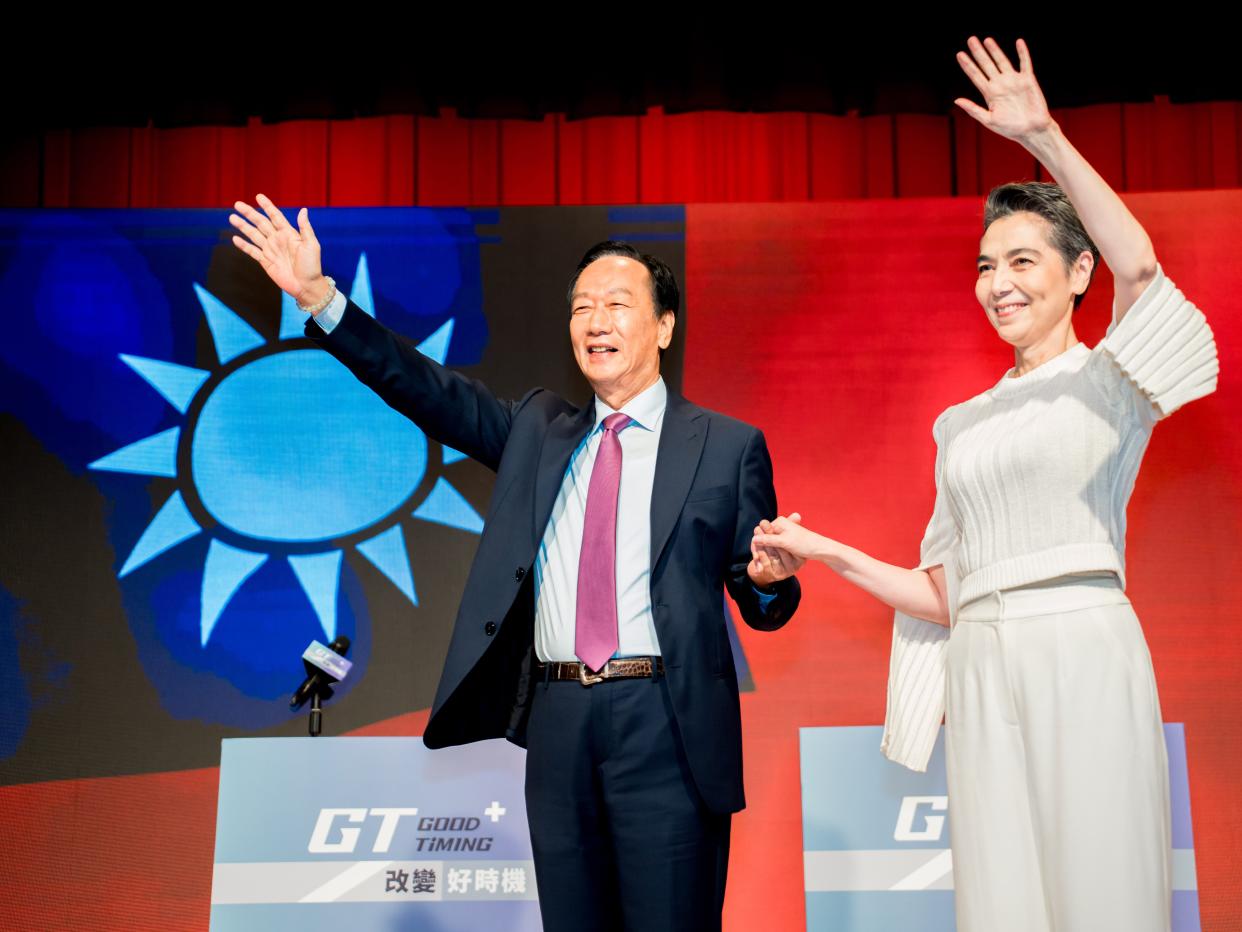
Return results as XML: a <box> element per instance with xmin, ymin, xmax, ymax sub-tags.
<box><xmin>309</xmin><ymin>692</ymin><xmax>323</xmax><ymax>737</ymax></box>
<box><xmin>304</xmin><ymin>682</ymin><xmax>335</xmax><ymax>737</ymax></box>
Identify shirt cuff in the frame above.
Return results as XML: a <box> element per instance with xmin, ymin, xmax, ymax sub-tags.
<box><xmin>752</xmin><ymin>583</ymin><xmax>778</xmax><ymax>612</ymax></box>
<box><xmin>311</xmin><ymin>290</ymin><xmax>348</xmax><ymax>334</ymax></box>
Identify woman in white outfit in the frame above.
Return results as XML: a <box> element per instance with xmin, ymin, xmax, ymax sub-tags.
<box><xmin>750</xmin><ymin>37</ymin><xmax>1218</xmax><ymax>932</ymax></box>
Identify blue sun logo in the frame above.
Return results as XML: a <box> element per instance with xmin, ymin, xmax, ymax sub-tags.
<box><xmin>88</xmin><ymin>254</ymin><xmax>482</xmax><ymax>648</ymax></box>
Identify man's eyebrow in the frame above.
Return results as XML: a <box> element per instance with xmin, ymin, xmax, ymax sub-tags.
<box><xmin>572</xmin><ymin>287</ymin><xmax>636</xmax><ymax>302</ymax></box>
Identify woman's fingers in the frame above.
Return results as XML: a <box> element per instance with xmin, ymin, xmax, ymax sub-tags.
<box><xmin>758</xmin><ymin>538</ymin><xmax>783</xmax><ymax>559</ymax></box>
<box><xmin>959</xmin><ymin>37</ymin><xmax>1025</xmax><ymax>98</ymax></box>
<box><xmin>953</xmin><ymin>96</ymin><xmax>991</xmax><ymax>126</ymax></box>
<box><xmin>751</xmin><ymin>514</ymin><xmax>804</xmax><ymax>537</ymax></box>
<box><xmin>955</xmin><ymin>49</ymin><xmax>990</xmax><ymax>96</ymax></box>
<box><xmin>982</xmin><ymin>36</ymin><xmax>1015</xmax><ymax>73</ymax></box>
<box><xmin>966</xmin><ymin>35</ymin><xmax>999</xmax><ymax>79</ymax></box>
<box><xmin>953</xmin><ymin>36</ymin><xmax>1046</xmax><ymax>138</ymax></box>
<box><xmin>1015</xmin><ymin>37</ymin><xmax>1034</xmax><ymax>75</ymax></box>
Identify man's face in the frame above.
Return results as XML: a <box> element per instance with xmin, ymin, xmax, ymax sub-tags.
<box><xmin>569</xmin><ymin>256</ymin><xmax>674</xmax><ymax>403</ymax></box>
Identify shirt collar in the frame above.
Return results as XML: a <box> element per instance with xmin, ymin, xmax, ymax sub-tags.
<box><xmin>593</xmin><ymin>377</ymin><xmax>667</xmax><ymax>432</ymax></box>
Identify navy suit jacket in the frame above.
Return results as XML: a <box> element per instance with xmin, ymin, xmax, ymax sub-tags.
<box><xmin>307</xmin><ymin>301</ymin><xmax>800</xmax><ymax>813</ymax></box>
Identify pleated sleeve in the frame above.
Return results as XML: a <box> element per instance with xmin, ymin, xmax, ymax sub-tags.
<box><xmin>1098</xmin><ymin>265</ymin><xmax>1218</xmax><ymax>421</ymax></box>
<box><xmin>880</xmin><ymin>410</ymin><xmax>957</xmax><ymax>772</ymax></box>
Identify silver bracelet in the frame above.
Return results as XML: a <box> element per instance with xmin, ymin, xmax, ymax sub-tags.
<box><xmin>297</xmin><ymin>276</ymin><xmax>336</xmax><ymax>315</ymax></box>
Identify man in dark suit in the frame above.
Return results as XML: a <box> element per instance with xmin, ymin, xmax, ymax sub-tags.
<box><xmin>230</xmin><ymin>194</ymin><xmax>802</xmax><ymax>931</ymax></box>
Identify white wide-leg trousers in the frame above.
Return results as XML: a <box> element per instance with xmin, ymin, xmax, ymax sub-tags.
<box><xmin>945</xmin><ymin>575</ymin><xmax>1172</xmax><ymax>932</ymax></box>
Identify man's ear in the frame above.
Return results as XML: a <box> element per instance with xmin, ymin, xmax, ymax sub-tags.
<box><xmin>658</xmin><ymin>312</ymin><xmax>675</xmax><ymax>350</ymax></box>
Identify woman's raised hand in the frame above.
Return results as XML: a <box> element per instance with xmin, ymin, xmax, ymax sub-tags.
<box><xmin>229</xmin><ymin>194</ymin><xmax>330</xmax><ymax>309</ymax></box>
<box><xmin>954</xmin><ymin>37</ymin><xmax>1053</xmax><ymax>143</ymax></box>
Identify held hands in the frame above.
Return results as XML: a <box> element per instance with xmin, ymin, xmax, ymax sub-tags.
<box><xmin>748</xmin><ymin>513</ymin><xmax>808</xmax><ymax>588</ymax></box>
<box><xmin>752</xmin><ymin>512</ymin><xmax>827</xmax><ymax>564</ymax></box>
<box><xmin>229</xmin><ymin>194</ymin><xmax>332</xmax><ymax>311</ymax></box>
<box><xmin>954</xmin><ymin>36</ymin><xmax>1054</xmax><ymax>144</ymax></box>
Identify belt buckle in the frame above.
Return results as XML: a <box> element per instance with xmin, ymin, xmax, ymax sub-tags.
<box><xmin>578</xmin><ymin>664</ymin><xmax>606</xmax><ymax>686</ymax></box>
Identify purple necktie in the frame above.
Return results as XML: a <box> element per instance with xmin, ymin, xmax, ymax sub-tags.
<box><xmin>575</xmin><ymin>412</ymin><xmax>632</xmax><ymax>672</ymax></box>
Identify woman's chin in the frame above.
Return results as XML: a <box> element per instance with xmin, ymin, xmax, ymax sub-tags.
<box><xmin>990</xmin><ymin>320</ymin><xmax>1028</xmax><ymax>346</ymax></box>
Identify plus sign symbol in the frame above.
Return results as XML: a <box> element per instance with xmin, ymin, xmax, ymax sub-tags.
<box><xmin>483</xmin><ymin>801</ymin><xmax>507</xmax><ymax>823</ymax></box>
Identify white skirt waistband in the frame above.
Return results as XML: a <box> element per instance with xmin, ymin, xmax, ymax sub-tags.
<box><xmin>957</xmin><ymin>573</ymin><xmax>1128</xmax><ymax>623</ymax></box>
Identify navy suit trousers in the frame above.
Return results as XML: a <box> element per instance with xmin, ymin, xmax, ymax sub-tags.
<box><xmin>524</xmin><ymin>670</ymin><xmax>731</xmax><ymax>932</ymax></box>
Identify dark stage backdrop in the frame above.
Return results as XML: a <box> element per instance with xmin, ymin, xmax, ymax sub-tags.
<box><xmin>0</xmin><ymin>194</ymin><xmax>1238</xmax><ymax>930</ymax></box>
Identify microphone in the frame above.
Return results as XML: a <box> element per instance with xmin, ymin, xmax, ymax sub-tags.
<box><xmin>290</xmin><ymin>636</ymin><xmax>353</xmax><ymax>710</ymax></box>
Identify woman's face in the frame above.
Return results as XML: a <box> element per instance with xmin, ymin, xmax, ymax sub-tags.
<box><xmin>975</xmin><ymin>211</ymin><xmax>1091</xmax><ymax>349</ymax></box>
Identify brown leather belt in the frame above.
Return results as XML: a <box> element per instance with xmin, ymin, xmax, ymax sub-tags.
<box><xmin>538</xmin><ymin>656</ymin><xmax>664</xmax><ymax>686</ymax></box>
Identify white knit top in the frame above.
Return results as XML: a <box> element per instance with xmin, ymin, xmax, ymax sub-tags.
<box><xmin>881</xmin><ymin>266</ymin><xmax>1218</xmax><ymax>771</ymax></box>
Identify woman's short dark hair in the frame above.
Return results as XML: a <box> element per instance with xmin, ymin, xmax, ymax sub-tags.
<box><xmin>567</xmin><ymin>241</ymin><xmax>680</xmax><ymax>318</ymax></box>
<box><xmin>983</xmin><ymin>182</ymin><xmax>1101</xmax><ymax>310</ymax></box>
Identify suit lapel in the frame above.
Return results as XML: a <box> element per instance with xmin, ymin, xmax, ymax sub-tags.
<box><xmin>649</xmin><ymin>393</ymin><xmax>708</xmax><ymax>573</ymax></box>
<box><xmin>532</xmin><ymin>400</ymin><xmax>596</xmax><ymax>548</ymax></box>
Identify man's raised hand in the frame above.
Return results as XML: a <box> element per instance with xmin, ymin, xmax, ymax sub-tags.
<box><xmin>229</xmin><ymin>194</ymin><xmax>332</xmax><ymax>311</ymax></box>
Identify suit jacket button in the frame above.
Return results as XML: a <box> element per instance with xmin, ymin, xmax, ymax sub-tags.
<box><xmin>484</xmin><ymin>621</ymin><xmax>497</xmax><ymax>636</ymax></box>
<box><xmin>515</xmin><ymin>566</ymin><xmax>526</xmax><ymax>582</ymax></box>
